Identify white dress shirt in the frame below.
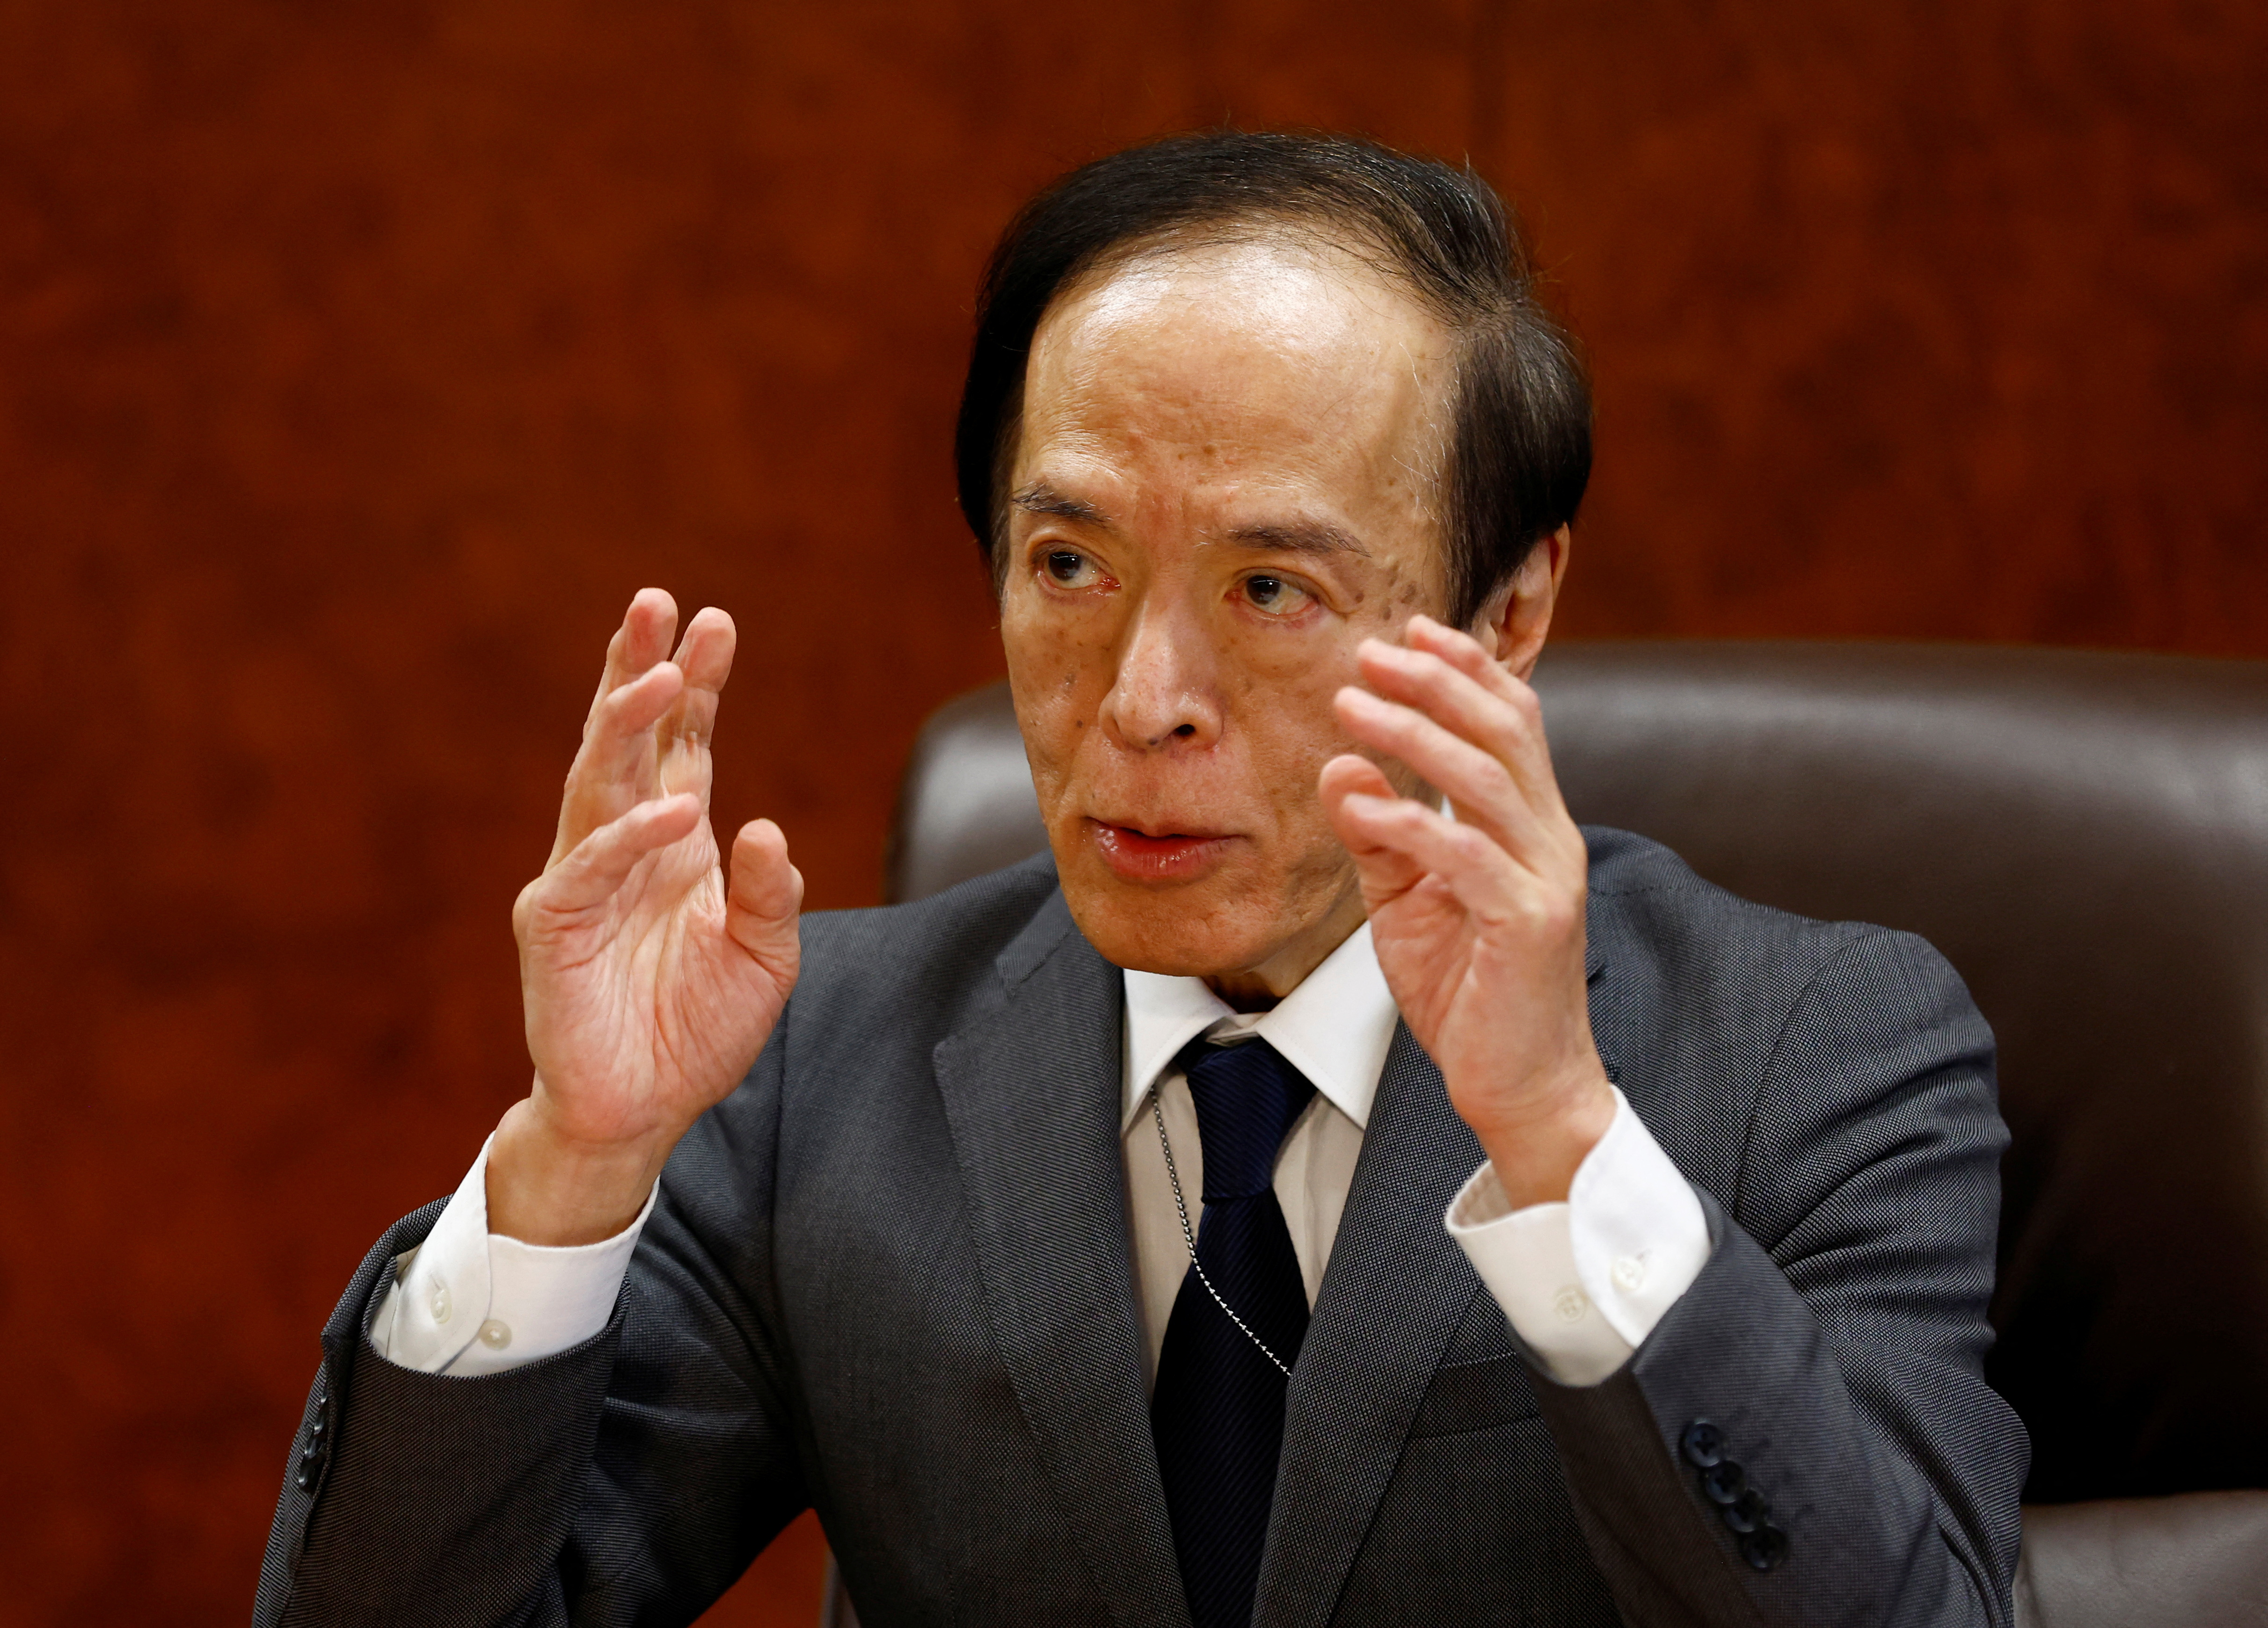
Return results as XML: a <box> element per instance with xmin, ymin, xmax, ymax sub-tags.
<box><xmin>372</xmin><ymin>924</ymin><xmax>1710</xmax><ymax>1388</ymax></box>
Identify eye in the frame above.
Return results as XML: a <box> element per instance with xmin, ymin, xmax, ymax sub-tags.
<box><xmin>1041</xmin><ymin>548</ymin><xmax>1103</xmax><ymax>589</ymax></box>
<box><xmin>1240</xmin><ymin>573</ymin><xmax>1315</xmax><ymax>618</ymax></box>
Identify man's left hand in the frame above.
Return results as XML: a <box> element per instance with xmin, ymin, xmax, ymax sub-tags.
<box><xmin>1320</xmin><ymin>615</ymin><xmax>1616</xmax><ymax>1207</ymax></box>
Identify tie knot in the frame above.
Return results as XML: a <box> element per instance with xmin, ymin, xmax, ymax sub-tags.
<box><xmin>1174</xmin><ymin>1037</ymin><xmax>1314</xmax><ymax>1201</ymax></box>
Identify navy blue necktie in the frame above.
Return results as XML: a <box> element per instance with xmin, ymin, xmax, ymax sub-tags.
<box><xmin>1150</xmin><ymin>1036</ymin><xmax>1316</xmax><ymax>1628</ymax></box>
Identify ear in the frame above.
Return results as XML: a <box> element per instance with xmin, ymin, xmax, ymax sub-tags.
<box><xmin>1469</xmin><ymin>525</ymin><xmax>1572</xmax><ymax>682</ymax></box>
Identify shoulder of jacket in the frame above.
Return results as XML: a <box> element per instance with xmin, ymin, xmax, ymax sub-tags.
<box><xmin>792</xmin><ymin>850</ymin><xmax>1065</xmax><ymax>1017</ymax></box>
<box><xmin>1583</xmin><ymin>824</ymin><xmax>1885</xmax><ymax>982</ymax></box>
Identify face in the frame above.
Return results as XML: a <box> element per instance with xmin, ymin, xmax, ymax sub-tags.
<box><xmin>999</xmin><ymin>232</ymin><xmax>1461</xmax><ymax>996</ymax></box>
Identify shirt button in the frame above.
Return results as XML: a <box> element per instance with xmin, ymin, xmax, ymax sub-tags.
<box><xmin>477</xmin><ymin>1318</ymin><xmax>512</xmax><ymax>1351</ymax></box>
<box><xmin>1612</xmin><ymin>1255</ymin><xmax>1647</xmax><ymax>1292</ymax></box>
<box><xmin>428</xmin><ymin>1282</ymin><xmax>452</xmax><ymax>1325</ymax></box>
<box><xmin>1553</xmin><ymin>1286</ymin><xmax>1589</xmax><ymax>1323</ymax></box>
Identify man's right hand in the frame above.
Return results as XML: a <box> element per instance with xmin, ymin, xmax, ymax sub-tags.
<box><xmin>487</xmin><ymin>588</ymin><xmax>803</xmax><ymax>1245</ymax></box>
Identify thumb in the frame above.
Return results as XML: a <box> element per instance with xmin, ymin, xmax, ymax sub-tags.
<box><xmin>726</xmin><ymin>818</ymin><xmax>803</xmax><ymax>964</ymax></box>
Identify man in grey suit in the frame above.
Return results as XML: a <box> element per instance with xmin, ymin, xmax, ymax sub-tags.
<box><xmin>257</xmin><ymin>132</ymin><xmax>2026</xmax><ymax>1627</ymax></box>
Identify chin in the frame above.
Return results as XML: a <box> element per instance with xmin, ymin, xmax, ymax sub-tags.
<box><xmin>1054</xmin><ymin>856</ymin><xmax>1271</xmax><ymax>979</ymax></box>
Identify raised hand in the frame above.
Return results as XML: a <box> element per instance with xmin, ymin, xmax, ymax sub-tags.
<box><xmin>488</xmin><ymin>589</ymin><xmax>803</xmax><ymax>1244</ymax></box>
<box><xmin>1320</xmin><ymin>614</ymin><xmax>1615</xmax><ymax>1207</ymax></box>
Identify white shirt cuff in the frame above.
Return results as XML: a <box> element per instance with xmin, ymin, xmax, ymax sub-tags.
<box><xmin>369</xmin><ymin>1135</ymin><xmax>656</xmax><ymax>1377</ymax></box>
<box><xmin>1444</xmin><ymin>1087</ymin><xmax>1711</xmax><ymax>1387</ymax></box>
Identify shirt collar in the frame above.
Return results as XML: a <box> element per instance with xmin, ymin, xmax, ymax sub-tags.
<box><xmin>1120</xmin><ymin>921</ymin><xmax>1399</xmax><ymax>1133</ymax></box>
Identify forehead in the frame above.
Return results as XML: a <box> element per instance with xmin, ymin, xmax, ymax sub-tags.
<box><xmin>1015</xmin><ymin>233</ymin><xmax>1453</xmax><ymax>522</ymax></box>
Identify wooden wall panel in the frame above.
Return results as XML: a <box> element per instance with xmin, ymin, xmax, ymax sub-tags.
<box><xmin>0</xmin><ymin>2</ymin><xmax>2257</xmax><ymax>1622</ymax></box>
<box><xmin>1479</xmin><ymin>1</ymin><xmax>2268</xmax><ymax>652</ymax></box>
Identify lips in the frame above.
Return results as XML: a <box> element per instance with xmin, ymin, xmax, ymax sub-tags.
<box><xmin>1087</xmin><ymin>818</ymin><xmax>1237</xmax><ymax>883</ymax></box>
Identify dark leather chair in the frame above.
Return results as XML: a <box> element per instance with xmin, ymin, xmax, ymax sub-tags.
<box><xmin>862</xmin><ymin>642</ymin><xmax>2268</xmax><ymax>1628</ymax></box>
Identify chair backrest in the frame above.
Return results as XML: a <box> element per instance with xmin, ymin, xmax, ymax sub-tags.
<box><xmin>885</xmin><ymin>643</ymin><xmax>2268</xmax><ymax>1503</ymax></box>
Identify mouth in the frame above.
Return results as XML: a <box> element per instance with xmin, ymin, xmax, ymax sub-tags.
<box><xmin>1086</xmin><ymin>818</ymin><xmax>1238</xmax><ymax>883</ymax></box>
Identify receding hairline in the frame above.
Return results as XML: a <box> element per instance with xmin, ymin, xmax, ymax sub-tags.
<box><xmin>1040</xmin><ymin>210</ymin><xmax>1486</xmax><ymax>338</ymax></box>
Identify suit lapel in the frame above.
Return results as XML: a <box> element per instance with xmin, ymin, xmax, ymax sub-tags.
<box><xmin>1255</xmin><ymin>940</ymin><xmax>1616</xmax><ymax>1628</ymax></box>
<box><xmin>931</xmin><ymin>891</ymin><xmax>1189</xmax><ymax>1628</ymax></box>
<box><xmin>1252</xmin><ymin>1021</ymin><xmax>1485</xmax><ymax>1628</ymax></box>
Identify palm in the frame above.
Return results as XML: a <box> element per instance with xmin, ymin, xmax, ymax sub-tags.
<box><xmin>1358</xmin><ymin>834</ymin><xmax>1587</xmax><ymax>1121</ymax></box>
<box><xmin>514</xmin><ymin>590</ymin><xmax>802</xmax><ymax>1154</ymax></box>
<box><xmin>1365</xmin><ymin>873</ymin><xmax>1487</xmax><ymax>1060</ymax></box>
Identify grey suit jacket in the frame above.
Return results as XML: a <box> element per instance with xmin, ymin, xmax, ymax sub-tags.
<box><xmin>255</xmin><ymin>829</ymin><xmax>2027</xmax><ymax>1627</ymax></box>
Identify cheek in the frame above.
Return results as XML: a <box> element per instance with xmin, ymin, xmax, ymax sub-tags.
<box><xmin>1002</xmin><ymin>598</ymin><xmax>1105</xmax><ymax>790</ymax></box>
<box><xmin>1233</xmin><ymin>669</ymin><xmax>1357</xmax><ymax>821</ymax></box>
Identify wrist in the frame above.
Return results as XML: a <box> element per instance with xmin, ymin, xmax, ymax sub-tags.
<box><xmin>487</xmin><ymin>1094</ymin><xmax>673</xmax><ymax>1246</ymax></box>
<box><xmin>1469</xmin><ymin>1066</ymin><xmax>1618</xmax><ymax>1210</ymax></box>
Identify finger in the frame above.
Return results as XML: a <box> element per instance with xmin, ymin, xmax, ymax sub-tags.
<box><xmin>726</xmin><ymin>818</ymin><xmax>803</xmax><ymax>964</ymax></box>
<box><xmin>1320</xmin><ymin>755</ymin><xmax>1430</xmax><ymax>899</ymax></box>
<box><xmin>531</xmin><ymin>793</ymin><xmax>705</xmax><ymax>920</ymax></box>
<box><xmin>658</xmin><ymin>608</ymin><xmax>737</xmax><ymax>798</ymax></box>
<box><xmin>1359</xmin><ymin>633</ymin><xmax>1566</xmax><ymax>821</ymax></box>
<box><xmin>1331</xmin><ymin>789</ymin><xmax>1538</xmax><ymax>927</ymax></box>
<box><xmin>555</xmin><ymin>660</ymin><xmax>687</xmax><ymax>858</ymax></box>
<box><xmin>1404</xmin><ymin>614</ymin><xmax>1522</xmax><ymax>703</ymax></box>
<box><xmin>1319</xmin><ymin>750</ymin><xmax>1396</xmax><ymax>806</ymax></box>
<box><xmin>1334</xmin><ymin>684</ymin><xmax>1557</xmax><ymax>865</ymax></box>
<box><xmin>672</xmin><ymin>606</ymin><xmax>736</xmax><ymax>696</ymax></box>
<box><xmin>583</xmin><ymin>588</ymin><xmax>681</xmax><ymax>730</ymax></box>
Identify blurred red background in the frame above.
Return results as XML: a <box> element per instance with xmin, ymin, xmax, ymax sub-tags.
<box><xmin>0</xmin><ymin>1</ymin><xmax>2262</xmax><ymax>1622</ymax></box>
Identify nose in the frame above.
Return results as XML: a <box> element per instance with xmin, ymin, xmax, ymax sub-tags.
<box><xmin>1099</xmin><ymin>592</ymin><xmax>1223</xmax><ymax>752</ymax></box>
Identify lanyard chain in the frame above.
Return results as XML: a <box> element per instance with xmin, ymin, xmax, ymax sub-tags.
<box><xmin>1151</xmin><ymin>1091</ymin><xmax>1294</xmax><ymax>1379</ymax></box>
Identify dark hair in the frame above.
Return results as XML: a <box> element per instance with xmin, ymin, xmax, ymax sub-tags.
<box><xmin>953</xmin><ymin>130</ymin><xmax>1593</xmax><ymax>628</ymax></box>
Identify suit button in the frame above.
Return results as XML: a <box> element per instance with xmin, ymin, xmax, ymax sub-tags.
<box><xmin>1739</xmin><ymin>1524</ymin><xmax>1789</xmax><ymax>1571</ymax></box>
<box><xmin>1681</xmin><ymin>1420</ymin><xmax>1727</xmax><ymax>1468</ymax></box>
<box><xmin>295</xmin><ymin>1470</ymin><xmax>313</xmax><ymax>1491</ymax></box>
<box><xmin>1699</xmin><ymin>1460</ymin><xmax>1747</xmax><ymax>1505</ymax></box>
<box><xmin>1721</xmin><ymin>1489</ymin><xmax>1768</xmax><ymax>1534</ymax></box>
<box><xmin>308</xmin><ymin>1418</ymin><xmax>325</xmax><ymax>1438</ymax></box>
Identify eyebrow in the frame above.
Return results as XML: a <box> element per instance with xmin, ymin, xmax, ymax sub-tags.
<box><xmin>1225</xmin><ymin>521</ymin><xmax>1371</xmax><ymax>558</ymax></box>
<box><xmin>1012</xmin><ymin>481</ymin><xmax>1369</xmax><ymax>559</ymax></box>
<box><xmin>1012</xmin><ymin>482</ymin><xmax>1110</xmax><ymax>528</ymax></box>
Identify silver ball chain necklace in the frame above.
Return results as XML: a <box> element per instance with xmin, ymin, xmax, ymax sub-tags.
<box><xmin>1150</xmin><ymin>1087</ymin><xmax>1296</xmax><ymax>1379</ymax></box>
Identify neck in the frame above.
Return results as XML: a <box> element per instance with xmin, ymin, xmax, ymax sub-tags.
<box><xmin>1202</xmin><ymin>884</ymin><xmax>1366</xmax><ymax>1012</ymax></box>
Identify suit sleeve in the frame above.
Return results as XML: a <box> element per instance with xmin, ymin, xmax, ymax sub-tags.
<box><xmin>253</xmin><ymin>1026</ymin><xmax>809</xmax><ymax>1628</ymax></box>
<box><xmin>1523</xmin><ymin>928</ymin><xmax>2029</xmax><ymax>1628</ymax></box>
